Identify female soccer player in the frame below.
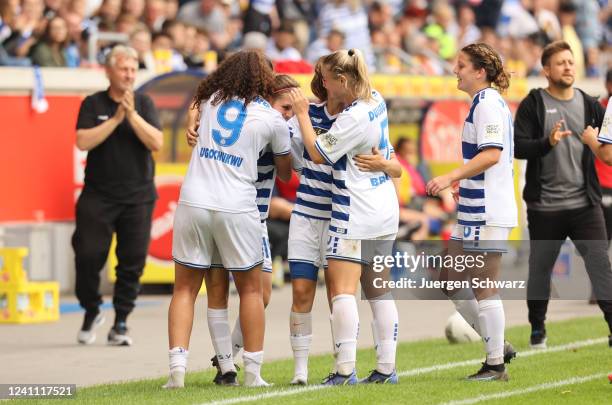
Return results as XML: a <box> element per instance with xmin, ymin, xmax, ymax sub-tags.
<box><xmin>288</xmin><ymin>59</ymin><xmax>401</xmax><ymax>385</ymax></box>
<box><xmin>165</xmin><ymin>50</ymin><xmax>291</xmax><ymax>388</ymax></box>
<box><xmin>426</xmin><ymin>43</ymin><xmax>517</xmax><ymax>381</ymax></box>
<box><xmin>288</xmin><ymin>49</ymin><xmax>400</xmax><ymax>385</ymax></box>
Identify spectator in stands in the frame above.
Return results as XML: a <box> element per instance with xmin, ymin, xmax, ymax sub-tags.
<box><xmin>129</xmin><ymin>27</ymin><xmax>155</xmax><ymax>70</ymax></box>
<box><xmin>266</xmin><ymin>21</ymin><xmax>300</xmax><ymax>62</ymax></box>
<box><xmin>94</xmin><ymin>0</ymin><xmax>121</xmax><ymax>31</ymax></box>
<box><xmin>559</xmin><ymin>0</ymin><xmax>585</xmax><ymax>79</ymax></box>
<box><xmin>30</xmin><ymin>15</ymin><xmax>70</xmax><ymax>66</ymax></box>
<box><xmin>0</xmin><ymin>0</ymin><xmax>32</xmax><ymax>65</ymax></box>
<box><xmin>455</xmin><ymin>2</ymin><xmax>480</xmax><ymax>48</ymax></box>
<box><xmin>122</xmin><ymin>0</ymin><xmax>145</xmax><ymax>20</ymax></box>
<box><xmin>242</xmin><ymin>0</ymin><xmax>276</xmax><ymax>36</ymax></box>
<box><xmin>144</xmin><ymin>0</ymin><xmax>167</xmax><ymax>32</ymax></box>
<box><xmin>151</xmin><ymin>31</ymin><xmax>186</xmax><ymax>71</ymax></box>
<box><xmin>305</xmin><ymin>28</ymin><xmax>344</xmax><ymax>65</ymax></box>
<box><xmin>115</xmin><ymin>12</ymin><xmax>140</xmax><ymax>34</ymax></box>
<box><xmin>317</xmin><ymin>0</ymin><xmax>374</xmax><ymax>69</ymax></box>
<box><xmin>394</xmin><ymin>137</ymin><xmax>454</xmax><ymax>241</ymax></box>
<box><xmin>3</xmin><ymin>0</ymin><xmax>47</xmax><ymax>59</ymax></box>
<box><xmin>177</xmin><ymin>0</ymin><xmax>228</xmax><ymax>49</ymax></box>
<box><xmin>165</xmin><ymin>0</ymin><xmax>178</xmax><ymax>21</ymax></box>
<box><xmin>73</xmin><ymin>45</ymin><xmax>162</xmax><ymax>347</ymax></box>
<box><xmin>575</xmin><ymin>0</ymin><xmax>602</xmax><ymax>77</ymax></box>
<box><xmin>423</xmin><ymin>1</ymin><xmax>456</xmax><ymax>61</ymax></box>
<box><xmin>162</xmin><ymin>19</ymin><xmax>186</xmax><ymax>56</ymax></box>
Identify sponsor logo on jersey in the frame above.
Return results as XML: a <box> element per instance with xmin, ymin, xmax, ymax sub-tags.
<box><xmin>484</xmin><ymin>123</ymin><xmax>501</xmax><ymax>140</ymax></box>
<box><xmin>320</xmin><ymin>132</ymin><xmax>338</xmax><ymax>152</ymax></box>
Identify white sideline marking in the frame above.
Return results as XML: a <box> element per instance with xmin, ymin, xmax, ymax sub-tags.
<box><xmin>441</xmin><ymin>373</ymin><xmax>606</xmax><ymax>405</ymax></box>
<box><xmin>200</xmin><ymin>337</ymin><xmax>607</xmax><ymax>405</ymax></box>
<box><xmin>400</xmin><ymin>337</ymin><xmax>607</xmax><ymax>377</ymax></box>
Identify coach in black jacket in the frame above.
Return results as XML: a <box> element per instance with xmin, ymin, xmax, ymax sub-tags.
<box><xmin>514</xmin><ymin>41</ymin><xmax>612</xmax><ymax>349</ymax></box>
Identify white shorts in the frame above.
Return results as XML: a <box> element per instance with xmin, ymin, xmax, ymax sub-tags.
<box><xmin>172</xmin><ymin>204</ymin><xmax>263</xmax><ymax>271</ymax></box>
<box><xmin>211</xmin><ymin>220</ymin><xmax>272</xmax><ymax>273</ymax></box>
<box><xmin>450</xmin><ymin>224</ymin><xmax>511</xmax><ymax>253</ymax></box>
<box><xmin>288</xmin><ymin>213</ymin><xmax>329</xmax><ymax>280</ymax></box>
<box><xmin>326</xmin><ymin>233</ymin><xmax>396</xmax><ymax>265</ymax></box>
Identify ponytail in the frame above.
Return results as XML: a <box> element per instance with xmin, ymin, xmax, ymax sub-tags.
<box><xmin>320</xmin><ymin>49</ymin><xmax>373</xmax><ymax>102</ymax></box>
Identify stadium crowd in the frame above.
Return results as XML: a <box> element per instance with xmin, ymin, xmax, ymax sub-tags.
<box><xmin>0</xmin><ymin>0</ymin><xmax>610</xmax><ymax>78</ymax></box>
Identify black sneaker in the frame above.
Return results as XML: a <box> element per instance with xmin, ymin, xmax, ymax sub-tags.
<box><xmin>107</xmin><ymin>322</ymin><xmax>132</xmax><ymax>346</ymax></box>
<box><xmin>530</xmin><ymin>329</ymin><xmax>547</xmax><ymax>349</ymax></box>
<box><xmin>503</xmin><ymin>340</ymin><xmax>517</xmax><ymax>363</ymax></box>
<box><xmin>77</xmin><ymin>311</ymin><xmax>105</xmax><ymax>345</ymax></box>
<box><xmin>466</xmin><ymin>362</ymin><xmax>508</xmax><ymax>381</ymax></box>
<box><xmin>211</xmin><ymin>355</ymin><xmax>240</xmax><ymax>385</ymax></box>
<box><xmin>218</xmin><ymin>371</ymin><xmax>239</xmax><ymax>386</ymax></box>
<box><xmin>211</xmin><ymin>356</ymin><xmax>222</xmax><ymax>384</ymax></box>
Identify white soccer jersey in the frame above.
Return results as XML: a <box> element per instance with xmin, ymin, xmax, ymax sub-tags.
<box><xmin>458</xmin><ymin>88</ymin><xmax>517</xmax><ymax>227</ymax></box>
<box><xmin>289</xmin><ymin>102</ymin><xmax>337</xmax><ymax>220</ymax></box>
<box><xmin>597</xmin><ymin>97</ymin><xmax>612</xmax><ymax>144</ymax></box>
<box><xmin>179</xmin><ymin>96</ymin><xmax>291</xmax><ymax>213</ymax></box>
<box><xmin>314</xmin><ymin>90</ymin><xmax>399</xmax><ymax>239</ymax></box>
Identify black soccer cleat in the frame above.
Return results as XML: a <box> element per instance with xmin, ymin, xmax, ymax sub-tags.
<box><xmin>466</xmin><ymin>362</ymin><xmax>508</xmax><ymax>382</ymax></box>
<box><xmin>503</xmin><ymin>340</ymin><xmax>517</xmax><ymax>364</ymax></box>
<box><xmin>530</xmin><ymin>329</ymin><xmax>547</xmax><ymax>349</ymax></box>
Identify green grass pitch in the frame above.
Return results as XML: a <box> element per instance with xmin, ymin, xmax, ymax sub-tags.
<box><xmin>21</xmin><ymin>316</ymin><xmax>612</xmax><ymax>404</ymax></box>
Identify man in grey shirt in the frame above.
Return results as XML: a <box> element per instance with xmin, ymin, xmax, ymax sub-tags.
<box><xmin>178</xmin><ymin>0</ymin><xmax>228</xmax><ymax>49</ymax></box>
<box><xmin>514</xmin><ymin>40</ymin><xmax>612</xmax><ymax>349</ymax></box>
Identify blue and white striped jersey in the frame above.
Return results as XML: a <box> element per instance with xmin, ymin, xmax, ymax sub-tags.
<box><xmin>289</xmin><ymin>102</ymin><xmax>337</xmax><ymax>220</ymax></box>
<box><xmin>458</xmin><ymin>88</ymin><xmax>517</xmax><ymax>227</ymax></box>
<box><xmin>314</xmin><ymin>91</ymin><xmax>398</xmax><ymax>239</ymax></box>
<box><xmin>254</xmin><ymin>147</ymin><xmax>276</xmax><ymax>220</ymax></box>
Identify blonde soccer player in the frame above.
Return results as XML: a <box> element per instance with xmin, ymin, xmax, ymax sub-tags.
<box><xmin>288</xmin><ymin>49</ymin><xmax>400</xmax><ymax>385</ymax></box>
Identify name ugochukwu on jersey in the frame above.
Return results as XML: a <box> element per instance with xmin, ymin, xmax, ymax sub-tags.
<box><xmin>314</xmin><ymin>91</ymin><xmax>399</xmax><ymax>239</ymax></box>
<box><xmin>459</xmin><ymin>87</ymin><xmax>517</xmax><ymax>227</ymax></box>
<box><xmin>289</xmin><ymin>102</ymin><xmax>338</xmax><ymax>220</ymax></box>
<box><xmin>179</xmin><ymin>96</ymin><xmax>291</xmax><ymax>213</ymax></box>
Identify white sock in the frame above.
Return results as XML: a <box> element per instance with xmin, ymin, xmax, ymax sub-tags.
<box><xmin>369</xmin><ymin>293</ymin><xmax>398</xmax><ymax>375</ymax></box>
<box><xmin>478</xmin><ymin>295</ymin><xmax>505</xmax><ymax>365</ymax></box>
<box><xmin>231</xmin><ymin>317</ymin><xmax>244</xmax><ymax>359</ymax></box>
<box><xmin>168</xmin><ymin>346</ymin><xmax>188</xmax><ymax>372</ymax></box>
<box><xmin>290</xmin><ymin>311</ymin><xmax>312</xmax><ymax>379</ymax></box>
<box><xmin>207</xmin><ymin>308</ymin><xmax>236</xmax><ymax>374</ymax></box>
<box><xmin>451</xmin><ymin>289</ymin><xmax>482</xmax><ymax>335</ymax></box>
<box><xmin>243</xmin><ymin>350</ymin><xmax>266</xmax><ymax>386</ymax></box>
<box><xmin>331</xmin><ymin>294</ymin><xmax>359</xmax><ymax>376</ymax></box>
<box><xmin>329</xmin><ymin>314</ymin><xmax>338</xmax><ymax>373</ymax></box>
<box><xmin>163</xmin><ymin>347</ymin><xmax>188</xmax><ymax>388</ymax></box>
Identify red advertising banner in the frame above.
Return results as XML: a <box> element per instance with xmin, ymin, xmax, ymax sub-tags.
<box><xmin>0</xmin><ymin>95</ymin><xmax>82</xmax><ymax>222</ymax></box>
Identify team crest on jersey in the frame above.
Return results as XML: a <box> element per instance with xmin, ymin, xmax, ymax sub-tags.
<box><xmin>484</xmin><ymin>123</ymin><xmax>501</xmax><ymax>140</ymax></box>
<box><xmin>312</xmin><ymin>116</ymin><xmax>323</xmax><ymax>123</ymax></box>
<box><xmin>319</xmin><ymin>132</ymin><xmax>337</xmax><ymax>152</ymax></box>
<box><xmin>313</xmin><ymin>127</ymin><xmax>327</xmax><ymax>136</ymax></box>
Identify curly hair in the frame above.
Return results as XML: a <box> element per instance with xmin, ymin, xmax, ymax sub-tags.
<box><xmin>461</xmin><ymin>43</ymin><xmax>511</xmax><ymax>93</ymax></box>
<box><xmin>193</xmin><ymin>50</ymin><xmax>275</xmax><ymax>109</ymax></box>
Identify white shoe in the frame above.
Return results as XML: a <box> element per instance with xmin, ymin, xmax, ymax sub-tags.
<box><xmin>244</xmin><ymin>372</ymin><xmax>271</xmax><ymax>387</ymax></box>
<box><xmin>162</xmin><ymin>370</ymin><xmax>185</xmax><ymax>389</ymax></box>
<box><xmin>77</xmin><ymin>313</ymin><xmax>105</xmax><ymax>345</ymax></box>
<box><xmin>290</xmin><ymin>375</ymin><xmax>307</xmax><ymax>385</ymax></box>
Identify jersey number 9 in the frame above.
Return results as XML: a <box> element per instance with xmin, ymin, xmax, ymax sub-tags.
<box><xmin>212</xmin><ymin>100</ymin><xmax>247</xmax><ymax>147</ymax></box>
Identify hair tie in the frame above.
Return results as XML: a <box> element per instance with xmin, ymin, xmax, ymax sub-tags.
<box><xmin>348</xmin><ymin>49</ymin><xmax>355</xmax><ymax>57</ymax></box>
